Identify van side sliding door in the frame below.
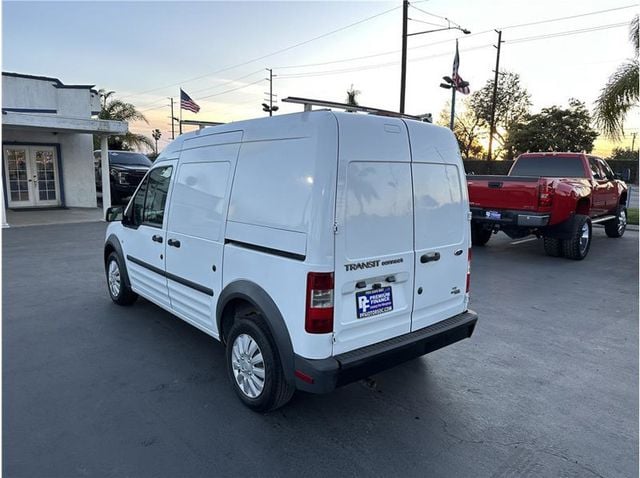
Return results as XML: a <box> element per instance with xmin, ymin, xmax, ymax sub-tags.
<box><xmin>164</xmin><ymin>143</ymin><xmax>239</xmax><ymax>336</ymax></box>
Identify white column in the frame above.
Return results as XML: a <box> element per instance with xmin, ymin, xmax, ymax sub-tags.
<box><xmin>100</xmin><ymin>135</ymin><xmax>111</xmax><ymax>219</ymax></box>
<box><xmin>1</xmin><ymin>183</ymin><xmax>8</xmax><ymax>228</ymax></box>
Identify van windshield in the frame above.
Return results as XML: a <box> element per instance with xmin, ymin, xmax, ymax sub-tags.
<box><xmin>108</xmin><ymin>151</ymin><xmax>151</xmax><ymax>167</ymax></box>
<box><xmin>509</xmin><ymin>156</ymin><xmax>587</xmax><ymax>178</ymax></box>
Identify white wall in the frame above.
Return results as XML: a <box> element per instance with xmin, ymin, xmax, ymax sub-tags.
<box><xmin>2</xmin><ymin>129</ymin><xmax>97</xmax><ymax>208</ymax></box>
<box><xmin>2</xmin><ymin>75</ymin><xmax>95</xmax><ymax>118</ymax></box>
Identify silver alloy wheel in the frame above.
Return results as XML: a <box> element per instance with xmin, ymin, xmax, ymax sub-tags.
<box><xmin>231</xmin><ymin>333</ymin><xmax>265</xmax><ymax>399</ymax></box>
<box><xmin>108</xmin><ymin>259</ymin><xmax>121</xmax><ymax>297</ymax></box>
<box><xmin>579</xmin><ymin>222</ymin><xmax>590</xmax><ymax>255</ymax></box>
<box><xmin>618</xmin><ymin>209</ymin><xmax>627</xmax><ymax>234</ymax></box>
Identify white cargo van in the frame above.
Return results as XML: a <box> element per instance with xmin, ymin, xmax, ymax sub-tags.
<box><xmin>103</xmin><ymin>109</ymin><xmax>477</xmax><ymax>411</ymax></box>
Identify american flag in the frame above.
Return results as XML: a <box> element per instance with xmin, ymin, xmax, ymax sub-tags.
<box><xmin>452</xmin><ymin>40</ymin><xmax>470</xmax><ymax>95</ymax></box>
<box><xmin>180</xmin><ymin>89</ymin><xmax>200</xmax><ymax>113</ymax></box>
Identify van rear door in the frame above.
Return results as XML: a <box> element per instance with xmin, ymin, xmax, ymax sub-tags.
<box><xmin>332</xmin><ymin>115</ymin><xmax>415</xmax><ymax>355</ymax></box>
<box><xmin>405</xmin><ymin>122</ymin><xmax>469</xmax><ymax>331</ymax></box>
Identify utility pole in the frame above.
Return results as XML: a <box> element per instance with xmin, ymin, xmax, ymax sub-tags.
<box><xmin>262</xmin><ymin>68</ymin><xmax>279</xmax><ymax>116</ymax></box>
<box><xmin>487</xmin><ymin>30</ymin><xmax>503</xmax><ymax>161</ymax></box>
<box><xmin>631</xmin><ymin>132</ymin><xmax>637</xmax><ymax>151</ymax></box>
<box><xmin>399</xmin><ymin>0</ymin><xmax>409</xmax><ymax>113</ymax></box>
<box><xmin>169</xmin><ymin>97</ymin><xmax>175</xmax><ymax>139</ymax></box>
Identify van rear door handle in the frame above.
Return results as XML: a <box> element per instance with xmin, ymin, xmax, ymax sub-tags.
<box><xmin>420</xmin><ymin>252</ymin><xmax>440</xmax><ymax>263</ymax></box>
<box><xmin>167</xmin><ymin>239</ymin><xmax>181</xmax><ymax>248</ymax></box>
<box><xmin>152</xmin><ymin>235</ymin><xmax>163</xmax><ymax>243</ymax></box>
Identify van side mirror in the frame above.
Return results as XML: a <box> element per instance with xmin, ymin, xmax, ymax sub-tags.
<box><xmin>105</xmin><ymin>206</ymin><xmax>124</xmax><ymax>222</ymax></box>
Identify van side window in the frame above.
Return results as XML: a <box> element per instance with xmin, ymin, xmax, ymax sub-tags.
<box><xmin>168</xmin><ymin>162</ymin><xmax>230</xmax><ymax>241</ymax></box>
<box><xmin>142</xmin><ymin>166</ymin><xmax>173</xmax><ymax>227</ymax></box>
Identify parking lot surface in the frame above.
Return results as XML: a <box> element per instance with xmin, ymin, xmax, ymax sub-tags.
<box><xmin>4</xmin><ymin>222</ymin><xmax>638</xmax><ymax>478</ymax></box>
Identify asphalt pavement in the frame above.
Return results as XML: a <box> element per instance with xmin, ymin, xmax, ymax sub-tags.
<box><xmin>3</xmin><ymin>222</ymin><xmax>638</xmax><ymax>478</ymax></box>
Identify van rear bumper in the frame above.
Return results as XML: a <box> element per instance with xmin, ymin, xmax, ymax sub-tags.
<box><xmin>293</xmin><ymin>310</ymin><xmax>478</xmax><ymax>394</ymax></box>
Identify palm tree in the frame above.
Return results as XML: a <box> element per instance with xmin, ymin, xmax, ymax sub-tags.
<box><xmin>94</xmin><ymin>91</ymin><xmax>155</xmax><ymax>151</ymax></box>
<box><xmin>346</xmin><ymin>84</ymin><xmax>361</xmax><ymax>112</ymax></box>
<box><xmin>594</xmin><ymin>16</ymin><xmax>639</xmax><ymax>140</ymax></box>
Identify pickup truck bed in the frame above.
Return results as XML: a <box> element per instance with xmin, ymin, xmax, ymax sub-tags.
<box><xmin>467</xmin><ymin>153</ymin><xmax>628</xmax><ymax>260</ymax></box>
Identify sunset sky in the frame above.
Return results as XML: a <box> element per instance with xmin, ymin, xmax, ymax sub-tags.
<box><xmin>3</xmin><ymin>0</ymin><xmax>638</xmax><ymax>156</ymax></box>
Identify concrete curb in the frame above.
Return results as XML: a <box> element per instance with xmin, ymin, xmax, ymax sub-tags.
<box><xmin>627</xmin><ymin>224</ymin><xmax>639</xmax><ymax>231</ymax></box>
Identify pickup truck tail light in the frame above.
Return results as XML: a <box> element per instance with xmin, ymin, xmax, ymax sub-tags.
<box><xmin>466</xmin><ymin>248</ymin><xmax>472</xmax><ymax>293</ymax></box>
<box><xmin>305</xmin><ymin>272</ymin><xmax>334</xmax><ymax>334</ymax></box>
<box><xmin>538</xmin><ymin>181</ymin><xmax>554</xmax><ymax>208</ymax></box>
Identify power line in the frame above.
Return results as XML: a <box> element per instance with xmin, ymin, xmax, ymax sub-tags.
<box><xmin>275</xmin><ymin>5</ymin><xmax>635</xmax><ymax>72</ymax></box>
<box><xmin>119</xmin><ymin>4</ymin><xmax>400</xmax><ymax>100</ymax></box>
<box><xmin>507</xmin><ymin>22</ymin><xmax>628</xmax><ymax>44</ymax></box>
<box><xmin>278</xmin><ymin>44</ymin><xmax>493</xmax><ymax>79</ymax></box>
<box><xmin>499</xmin><ymin>4</ymin><xmax>636</xmax><ymax>30</ymax></box>
<box><xmin>196</xmin><ymin>78</ymin><xmax>265</xmax><ymax>101</ymax></box>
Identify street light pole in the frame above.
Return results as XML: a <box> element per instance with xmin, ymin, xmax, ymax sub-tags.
<box><xmin>399</xmin><ymin>3</ymin><xmax>470</xmax><ymax>114</ymax></box>
<box><xmin>399</xmin><ymin>0</ymin><xmax>409</xmax><ymax>114</ymax></box>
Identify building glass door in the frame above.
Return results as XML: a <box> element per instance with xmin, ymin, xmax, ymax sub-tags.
<box><xmin>3</xmin><ymin>145</ymin><xmax>60</xmax><ymax>208</ymax></box>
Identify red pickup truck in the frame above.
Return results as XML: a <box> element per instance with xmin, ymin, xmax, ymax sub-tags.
<box><xmin>467</xmin><ymin>152</ymin><xmax>629</xmax><ymax>260</ymax></box>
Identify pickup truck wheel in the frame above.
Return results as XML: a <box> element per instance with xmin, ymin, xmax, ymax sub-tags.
<box><xmin>543</xmin><ymin>237</ymin><xmax>563</xmax><ymax>257</ymax></box>
<box><xmin>106</xmin><ymin>252</ymin><xmax>138</xmax><ymax>305</ymax></box>
<box><xmin>471</xmin><ymin>225</ymin><xmax>492</xmax><ymax>246</ymax></box>
<box><xmin>604</xmin><ymin>206</ymin><xmax>626</xmax><ymax>238</ymax></box>
<box><xmin>562</xmin><ymin>215</ymin><xmax>591</xmax><ymax>260</ymax></box>
<box><xmin>226</xmin><ymin>316</ymin><xmax>294</xmax><ymax>412</ymax></box>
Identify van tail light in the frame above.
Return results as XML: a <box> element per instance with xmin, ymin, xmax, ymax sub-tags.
<box><xmin>305</xmin><ymin>272</ymin><xmax>334</xmax><ymax>334</ymax></box>
<box><xmin>466</xmin><ymin>248</ymin><xmax>472</xmax><ymax>293</ymax></box>
<box><xmin>538</xmin><ymin>181</ymin><xmax>554</xmax><ymax>208</ymax></box>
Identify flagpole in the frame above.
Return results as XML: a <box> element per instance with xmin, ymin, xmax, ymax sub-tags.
<box><xmin>179</xmin><ymin>88</ymin><xmax>183</xmax><ymax>135</ymax></box>
<box><xmin>450</xmin><ymin>86</ymin><xmax>457</xmax><ymax>130</ymax></box>
<box><xmin>449</xmin><ymin>39</ymin><xmax>458</xmax><ymax>130</ymax></box>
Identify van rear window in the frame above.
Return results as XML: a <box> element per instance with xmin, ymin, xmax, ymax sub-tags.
<box><xmin>509</xmin><ymin>156</ymin><xmax>587</xmax><ymax>178</ymax></box>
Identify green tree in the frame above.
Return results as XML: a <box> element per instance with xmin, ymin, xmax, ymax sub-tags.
<box><xmin>468</xmin><ymin>71</ymin><xmax>531</xmax><ymax>157</ymax></box>
<box><xmin>608</xmin><ymin>146</ymin><xmax>639</xmax><ymax>160</ymax></box>
<box><xmin>438</xmin><ymin>102</ymin><xmax>485</xmax><ymax>160</ymax></box>
<box><xmin>505</xmin><ymin>99</ymin><xmax>598</xmax><ymax>157</ymax></box>
<box><xmin>93</xmin><ymin>90</ymin><xmax>154</xmax><ymax>151</ymax></box>
<box><xmin>594</xmin><ymin>16</ymin><xmax>639</xmax><ymax>140</ymax></box>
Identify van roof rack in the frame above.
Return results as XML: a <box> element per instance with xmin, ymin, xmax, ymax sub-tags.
<box><xmin>282</xmin><ymin>96</ymin><xmax>432</xmax><ymax>122</ymax></box>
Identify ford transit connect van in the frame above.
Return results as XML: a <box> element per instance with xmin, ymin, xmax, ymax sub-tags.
<box><xmin>103</xmin><ymin>110</ymin><xmax>478</xmax><ymax>411</ymax></box>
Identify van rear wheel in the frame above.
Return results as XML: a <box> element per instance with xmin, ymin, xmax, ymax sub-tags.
<box><xmin>226</xmin><ymin>316</ymin><xmax>294</xmax><ymax>412</ymax></box>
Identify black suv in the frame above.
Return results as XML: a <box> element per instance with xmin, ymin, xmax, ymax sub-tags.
<box><xmin>95</xmin><ymin>150</ymin><xmax>151</xmax><ymax>204</ymax></box>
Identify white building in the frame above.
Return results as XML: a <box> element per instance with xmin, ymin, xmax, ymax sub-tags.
<box><xmin>2</xmin><ymin>72</ymin><xmax>127</xmax><ymax>225</ymax></box>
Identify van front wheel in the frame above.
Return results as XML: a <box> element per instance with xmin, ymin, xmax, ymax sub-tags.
<box><xmin>226</xmin><ymin>317</ymin><xmax>294</xmax><ymax>412</ymax></box>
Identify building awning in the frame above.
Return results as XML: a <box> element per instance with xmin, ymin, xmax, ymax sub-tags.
<box><xmin>2</xmin><ymin>111</ymin><xmax>127</xmax><ymax>135</ymax></box>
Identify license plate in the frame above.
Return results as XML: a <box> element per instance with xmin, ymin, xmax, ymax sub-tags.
<box><xmin>485</xmin><ymin>210</ymin><xmax>501</xmax><ymax>220</ymax></box>
<box><xmin>356</xmin><ymin>286</ymin><xmax>393</xmax><ymax>319</ymax></box>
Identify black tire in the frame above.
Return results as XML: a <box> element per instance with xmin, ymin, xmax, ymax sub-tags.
<box><xmin>543</xmin><ymin>236</ymin><xmax>563</xmax><ymax>257</ymax></box>
<box><xmin>105</xmin><ymin>252</ymin><xmax>138</xmax><ymax>305</ymax></box>
<box><xmin>562</xmin><ymin>215</ymin><xmax>592</xmax><ymax>260</ymax></box>
<box><xmin>226</xmin><ymin>316</ymin><xmax>294</xmax><ymax>412</ymax></box>
<box><xmin>471</xmin><ymin>224</ymin><xmax>492</xmax><ymax>246</ymax></box>
<box><xmin>604</xmin><ymin>205</ymin><xmax>627</xmax><ymax>238</ymax></box>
